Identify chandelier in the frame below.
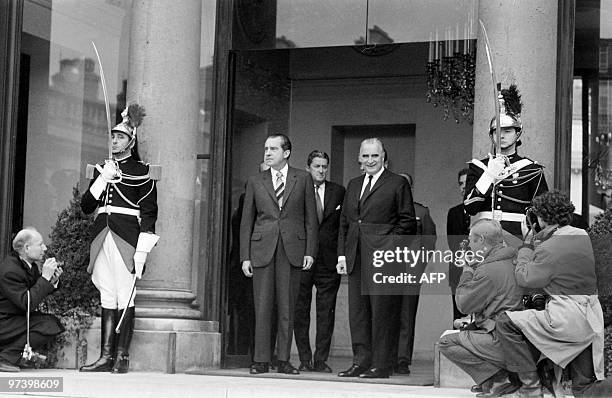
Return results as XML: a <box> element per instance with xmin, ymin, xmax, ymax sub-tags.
<box><xmin>425</xmin><ymin>30</ymin><xmax>476</xmax><ymax>124</ymax></box>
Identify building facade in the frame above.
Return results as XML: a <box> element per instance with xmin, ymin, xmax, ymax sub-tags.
<box><xmin>1</xmin><ymin>0</ymin><xmax>611</xmax><ymax>371</ymax></box>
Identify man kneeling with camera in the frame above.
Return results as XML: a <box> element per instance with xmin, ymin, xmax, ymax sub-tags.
<box><xmin>496</xmin><ymin>191</ymin><xmax>604</xmax><ymax>397</ymax></box>
<box><xmin>0</xmin><ymin>227</ymin><xmax>64</xmax><ymax>372</ymax></box>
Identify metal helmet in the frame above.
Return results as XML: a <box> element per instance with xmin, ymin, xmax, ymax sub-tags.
<box><xmin>111</xmin><ymin>104</ymin><xmax>146</xmax><ymax>140</ymax></box>
<box><xmin>488</xmin><ymin>84</ymin><xmax>523</xmax><ymax>134</ymax></box>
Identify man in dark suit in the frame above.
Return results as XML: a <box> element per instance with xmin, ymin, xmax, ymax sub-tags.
<box><xmin>294</xmin><ymin>150</ymin><xmax>345</xmax><ymax>373</ymax></box>
<box><xmin>240</xmin><ymin>134</ymin><xmax>318</xmax><ymax>375</ymax></box>
<box><xmin>447</xmin><ymin>168</ymin><xmax>470</xmax><ymax>323</ymax></box>
<box><xmin>337</xmin><ymin>138</ymin><xmax>416</xmax><ymax>379</ymax></box>
<box><xmin>0</xmin><ymin>227</ymin><xmax>64</xmax><ymax>372</ymax></box>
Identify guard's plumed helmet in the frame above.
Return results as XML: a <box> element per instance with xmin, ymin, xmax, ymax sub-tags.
<box><xmin>111</xmin><ymin>103</ymin><xmax>146</xmax><ymax>140</ymax></box>
<box><xmin>489</xmin><ymin>84</ymin><xmax>523</xmax><ymax>133</ymax></box>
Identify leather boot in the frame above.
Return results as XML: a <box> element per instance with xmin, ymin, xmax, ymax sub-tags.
<box><xmin>80</xmin><ymin>308</ymin><xmax>117</xmax><ymax>372</ymax></box>
<box><xmin>112</xmin><ymin>307</ymin><xmax>135</xmax><ymax>374</ymax></box>
<box><xmin>515</xmin><ymin>371</ymin><xmax>543</xmax><ymax>398</ymax></box>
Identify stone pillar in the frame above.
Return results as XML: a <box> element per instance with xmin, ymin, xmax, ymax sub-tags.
<box><xmin>127</xmin><ymin>0</ymin><xmax>201</xmax><ymax>319</ymax></box>
<box><xmin>83</xmin><ymin>0</ymin><xmax>221</xmax><ymax>373</ymax></box>
<box><xmin>473</xmin><ymin>0</ymin><xmax>558</xmax><ymax>183</ymax></box>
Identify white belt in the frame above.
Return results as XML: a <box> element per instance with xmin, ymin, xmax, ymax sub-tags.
<box><xmin>472</xmin><ymin>211</ymin><xmax>525</xmax><ymax>223</ymax></box>
<box><xmin>97</xmin><ymin>205</ymin><xmax>140</xmax><ymax>217</ymax></box>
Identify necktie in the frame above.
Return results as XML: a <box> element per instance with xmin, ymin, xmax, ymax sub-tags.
<box><xmin>315</xmin><ymin>185</ymin><xmax>324</xmax><ymax>223</ymax></box>
<box><xmin>275</xmin><ymin>171</ymin><xmax>284</xmax><ymax>208</ymax></box>
<box><xmin>359</xmin><ymin>175</ymin><xmax>373</xmax><ymax>211</ymax></box>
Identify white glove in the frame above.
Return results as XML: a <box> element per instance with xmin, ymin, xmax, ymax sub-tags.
<box><xmin>476</xmin><ymin>155</ymin><xmax>506</xmax><ymax>193</ymax></box>
<box><xmin>133</xmin><ymin>251</ymin><xmax>147</xmax><ymax>279</ymax></box>
<box><xmin>101</xmin><ymin>160</ymin><xmax>119</xmax><ymax>182</ymax></box>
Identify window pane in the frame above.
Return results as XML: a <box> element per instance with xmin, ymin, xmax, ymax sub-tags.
<box><xmin>20</xmin><ymin>0</ymin><xmax>131</xmax><ymax>238</ymax></box>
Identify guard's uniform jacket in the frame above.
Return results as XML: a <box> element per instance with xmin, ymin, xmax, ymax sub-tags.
<box><xmin>81</xmin><ymin>156</ymin><xmax>158</xmax><ymax>273</ymax></box>
<box><xmin>463</xmin><ymin>153</ymin><xmax>548</xmax><ymax>237</ymax></box>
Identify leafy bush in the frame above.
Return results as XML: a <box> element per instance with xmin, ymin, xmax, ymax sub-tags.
<box><xmin>588</xmin><ymin>209</ymin><xmax>612</xmax><ymax>376</ymax></box>
<box><xmin>38</xmin><ymin>185</ymin><xmax>99</xmax><ymax>367</ymax></box>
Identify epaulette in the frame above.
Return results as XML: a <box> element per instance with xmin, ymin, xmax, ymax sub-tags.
<box><xmin>148</xmin><ymin>165</ymin><xmax>162</xmax><ymax>181</ymax></box>
<box><xmin>85</xmin><ymin>164</ymin><xmax>96</xmax><ymax>180</ymax></box>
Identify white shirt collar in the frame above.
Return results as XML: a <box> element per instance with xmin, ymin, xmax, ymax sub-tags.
<box><xmin>271</xmin><ymin>163</ymin><xmax>289</xmax><ymax>180</ymax></box>
<box><xmin>19</xmin><ymin>256</ymin><xmax>33</xmax><ymax>269</ymax></box>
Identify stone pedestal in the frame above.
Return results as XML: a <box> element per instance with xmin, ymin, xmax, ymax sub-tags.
<box><xmin>83</xmin><ymin>316</ymin><xmax>221</xmax><ymax>373</ymax></box>
<box><xmin>473</xmin><ymin>0</ymin><xmax>558</xmax><ymax>182</ymax></box>
<box><xmin>434</xmin><ymin>341</ymin><xmax>473</xmax><ymax>388</ymax></box>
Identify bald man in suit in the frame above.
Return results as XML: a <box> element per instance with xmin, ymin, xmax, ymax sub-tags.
<box><xmin>240</xmin><ymin>134</ymin><xmax>318</xmax><ymax>375</ymax></box>
<box><xmin>337</xmin><ymin>138</ymin><xmax>416</xmax><ymax>379</ymax></box>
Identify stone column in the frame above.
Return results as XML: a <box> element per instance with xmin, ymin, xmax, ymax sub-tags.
<box><xmin>83</xmin><ymin>0</ymin><xmax>220</xmax><ymax>373</ymax></box>
<box><xmin>473</xmin><ymin>0</ymin><xmax>558</xmax><ymax>183</ymax></box>
<box><xmin>127</xmin><ymin>0</ymin><xmax>201</xmax><ymax>319</ymax></box>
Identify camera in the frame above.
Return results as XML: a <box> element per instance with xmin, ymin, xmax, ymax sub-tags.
<box><xmin>523</xmin><ymin>293</ymin><xmax>549</xmax><ymax>311</ymax></box>
<box><xmin>525</xmin><ymin>207</ymin><xmax>541</xmax><ymax>233</ymax></box>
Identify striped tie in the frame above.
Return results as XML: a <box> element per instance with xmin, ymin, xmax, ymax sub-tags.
<box><xmin>275</xmin><ymin>171</ymin><xmax>284</xmax><ymax>208</ymax></box>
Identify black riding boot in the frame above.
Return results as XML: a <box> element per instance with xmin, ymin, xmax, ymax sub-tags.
<box><xmin>80</xmin><ymin>308</ymin><xmax>117</xmax><ymax>372</ymax></box>
<box><xmin>112</xmin><ymin>306</ymin><xmax>135</xmax><ymax>374</ymax></box>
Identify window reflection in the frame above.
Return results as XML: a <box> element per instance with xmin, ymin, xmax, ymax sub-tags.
<box><xmin>20</xmin><ymin>0</ymin><xmax>131</xmax><ymax>239</ymax></box>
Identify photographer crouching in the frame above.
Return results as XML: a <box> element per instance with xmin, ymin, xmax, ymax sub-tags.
<box><xmin>0</xmin><ymin>228</ymin><xmax>64</xmax><ymax>372</ymax></box>
<box><xmin>496</xmin><ymin>191</ymin><xmax>604</xmax><ymax>397</ymax></box>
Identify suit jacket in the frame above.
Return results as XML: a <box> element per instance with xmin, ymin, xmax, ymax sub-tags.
<box><xmin>240</xmin><ymin>166</ymin><xmax>318</xmax><ymax>268</ymax></box>
<box><xmin>447</xmin><ymin>203</ymin><xmax>470</xmax><ymax>288</ymax></box>
<box><xmin>338</xmin><ymin>168</ymin><xmax>417</xmax><ymax>274</ymax></box>
<box><xmin>414</xmin><ymin>202</ymin><xmax>437</xmax><ymax>251</ymax></box>
<box><xmin>0</xmin><ymin>254</ymin><xmax>62</xmax><ymax>340</ymax></box>
<box><xmin>315</xmin><ymin>181</ymin><xmax>345</xmax><ymax>272</ymax></box>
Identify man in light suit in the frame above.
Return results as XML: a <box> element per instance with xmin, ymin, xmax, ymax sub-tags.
<box><xmin>240</xmin><ymin>134</ymin><xmax>318</xmax><ymax>375</ymax></box>
<box><xmin>337</xmin><ymin>138</ymin><xmax>416</xmax><ymax>379</ymax></box>
<box><xmin>294</xmin><ymin>150</ymin><xmax>345</xmax><ymax>373</ymax></box>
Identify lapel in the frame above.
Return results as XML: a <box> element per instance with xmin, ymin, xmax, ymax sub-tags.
<box><xmin>17</xmin><ymin>256</ymin><xmax>36</xmax><ymax>283</ymax></box>
<box><xmin>353</xmin><ymin>174</ymin><xmax>366</xmax><ymax>203</ymax></box>
<box><xmin>261</xmin><ymin>169</ymin><xmax>278</xmax><ymax>204</ymax></box>
<box><xmin>361</xmin><ymin>168</ymin><xmax>390</xmax><ymax>204</ymax></box>
<box><xmin>322</xmin><ymin>182</ymin><xmax>333</xmax><ymax>220</ymax></box>
<box><xmin>282</xmin><ymin>167</ymin><xmax>297</xmax><ymax>205</ymax></box>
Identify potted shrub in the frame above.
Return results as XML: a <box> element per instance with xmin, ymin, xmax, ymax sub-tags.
<box><xmin>588</xmin><ymin>209</ymin><xmax>612</xmax><ymax>376</ymax></box>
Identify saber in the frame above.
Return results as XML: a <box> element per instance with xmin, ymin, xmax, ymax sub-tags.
<box><xmin>115</xmin><ymin>275</ymin><xmax>137</xmax><ymax>333</ymax></box>
<box><xmin>478</xmin><ymin>20</ymin><xmax>502</xmax><ymax>156</ymax></box>
<box><xmin>91</xmin><ymin>41</ymin><xmax>113</xmax><ymax>160</ymax></box>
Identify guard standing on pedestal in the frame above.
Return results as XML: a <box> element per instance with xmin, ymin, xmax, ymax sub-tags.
<box><xmin>79</xmin><ymin>103</ymin><xmax>160</xmax><ymax>374</ymax></box>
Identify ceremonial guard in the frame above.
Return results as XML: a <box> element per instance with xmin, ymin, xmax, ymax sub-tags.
<box><xmin>463</xmin><ymin>85</ymin><xmax>548</xmax><ymax>238</ymax></box>
<box><xmin>80</xmin><ymin>104</ymin><xmax>160</xmax><ymax>374</ymax></box>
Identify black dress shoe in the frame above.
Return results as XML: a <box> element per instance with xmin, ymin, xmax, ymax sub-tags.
<box><xmin>249</xmin><ymin>362</ymin><xmax>269</xmax><ymax>374</ymax></box>
<box><xmin>338</xmin><ymin>364</ymin><xmax>368</xmax><ymax>377</ymax></box>
<box><xmin>298</xmin><ymin>360</ymin><xmax>314</xmax><ymax>371</ymax></box>
<box><xmin>277</xmin><ymin>361</ymin><xmax>299</xmax><ymax>374</ymax></box>
<box><xmin>313</xmin><ymin>361</ymin><xmax>332</xmax><ymax>373</ymax></box>
<box><xmin>396</xmin><ymin>361</ymin><xmax>410</xmax><ymax>375</ymax></box>
<box><xmin>359</xmin><ymin>367</ymin><xmax>390</xmax><ymax>379</ymax></box>
<box><xmin>0</xmin><ymin>359</ymin><xmax>20</xmax><ymax>373</ymax></box>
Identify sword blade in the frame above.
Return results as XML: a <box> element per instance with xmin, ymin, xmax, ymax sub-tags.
<box><xmin>91</xmin><ymin>41</ymin><xmax>113</xmax><ymax>160</ymax></box>
<box><xmin>479</xmin><ymin>20</ymin><xmax>502</xmax><ymax>155</ymax></box>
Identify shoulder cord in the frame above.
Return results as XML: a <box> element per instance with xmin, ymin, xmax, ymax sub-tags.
<box><xmin>136</xmin><ymin>181</ymin><xmax>156</xmax><ymax>205</ymax></box>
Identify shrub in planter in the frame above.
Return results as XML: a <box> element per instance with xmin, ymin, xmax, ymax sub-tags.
<box><xmin>588</xmin><ymin>209</ymin><xmax>612</xmax><ymax>376</ymax></box>
<box><xmin>38</xmin><ymin>185</ymin><xmax>99</xmax><ymax>368</ymax></box>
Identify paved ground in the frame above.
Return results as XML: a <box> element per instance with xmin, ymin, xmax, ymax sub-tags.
<box><xmin>0</xmin><ymin>369</ymin><xmax>476</xmax><ymax>398</ymax></box>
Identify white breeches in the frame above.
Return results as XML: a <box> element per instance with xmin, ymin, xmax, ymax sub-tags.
<box><xmin>92</xmin><ymin>232</ymin><xmax>135</xmax><ymax>310</ymax></box>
